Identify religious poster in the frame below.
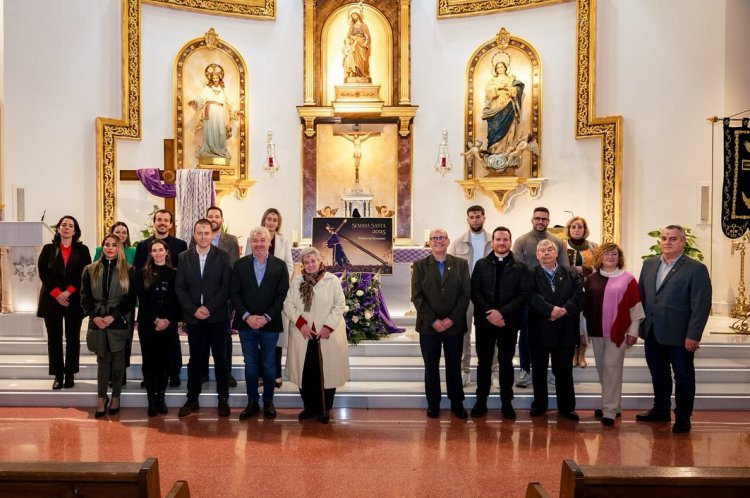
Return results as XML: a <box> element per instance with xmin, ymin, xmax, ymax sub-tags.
<box><xmin>312</xmin><ymin>217</ymin><xmax>393</xmax><ymax>275</ymax></box>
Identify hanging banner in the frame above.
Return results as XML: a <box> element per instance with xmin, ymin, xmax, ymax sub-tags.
<box><xmin>721</xmin><ymin>118</ymin><xmax>750</xmax><ymax>238</ymax></box>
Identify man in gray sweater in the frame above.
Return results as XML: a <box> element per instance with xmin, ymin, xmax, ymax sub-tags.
<box><xmin>511</xmin><ymin>207</ymin><xmax>569</xmax><ymax>387</ymax></box>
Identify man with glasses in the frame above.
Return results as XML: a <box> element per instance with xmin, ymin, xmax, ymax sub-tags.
<box><xmin>412</xmin><ymin>229</ymin><xmax>471</xmax><ymax>419</ymax></box>
<box><xmin>511</xmin><ymin>207</ymin><xmax>568</xmax><ymax>388</ymax></box>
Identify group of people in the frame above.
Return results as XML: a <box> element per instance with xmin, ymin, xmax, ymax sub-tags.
<box><xmin>412</xmin><ymin>206</ymin><xmax>711</xmax><ymax>433</ymax></box>
<box><xmin>37</xmin><ymin>207</ymin><xmax>349</xmax><ymax>424</ymax></box>
<box><xmin>37</xmin><ymin>204</ymin><xmax>712</xmax><ymax>433</ymax></box>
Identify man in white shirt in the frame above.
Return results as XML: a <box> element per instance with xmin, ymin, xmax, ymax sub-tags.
<box><xmin>448</xmin><ymin>205</ymin><xmax>498</xmax><ymax>387</ymax></box>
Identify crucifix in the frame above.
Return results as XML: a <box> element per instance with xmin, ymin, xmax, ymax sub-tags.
<box><xmin>334</xmin><ymin>124</ymin><xmax>380</xmax><ymax>188</ymax></box>
<box><xmin>119</xmin><ymin>139</ymin><xmax>219</xmax><ymax>234</ymax></box>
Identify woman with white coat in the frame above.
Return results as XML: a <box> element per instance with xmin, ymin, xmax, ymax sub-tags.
<box><xmin>284</xmin><ymin>247</ymin><xmax>349</xmax><ymax>423</ymax></box>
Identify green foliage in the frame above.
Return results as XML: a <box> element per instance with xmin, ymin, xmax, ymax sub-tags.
<box><xmin>642</xmin><ymin>227</ymin><xmax>704</xmax><ymax>261</ymax></box>
<box><xmin>341</xmin><ymin>270</ymin><xmax>390</xmax><ymax>345</ymax></box>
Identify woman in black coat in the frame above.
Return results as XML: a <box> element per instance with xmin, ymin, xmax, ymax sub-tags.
<box><xmin>135</xmin><ymin>239</ymin><xmax>181</xmax><ymax>417</ymax></box>
<box><xmin>36</xmin><ymin>215</ymin><xmax>91</xmax><ymax>390</ymax></box>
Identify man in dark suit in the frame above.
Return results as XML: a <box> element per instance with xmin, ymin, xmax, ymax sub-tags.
<box><xmin>470</xmin><ymin>226</ymin><xmax>531</xmax><ymax>420</ymax></box>
<box><xmin>231</xmin><ymin>226</ymin><xmax>290</xmax><ymax>420</ymax></box>
<box><xmin>190</xmin><ymin>206</ymin><xmax>240</xmax><ymax>387</ymax></box>
<box><xmin>527</xmin><ymin>239</ymin><xmax>583</xmax><ymax>420</ymax></box>
<box><xmin>636</xmin><ymin>225</ymin><xmax>712</xmax><ymax>434</ymax></box>
<box><xmin>411</xmin><ymin>228</ymin><xmax>471</xmax><ymax>419</ymax></box>
<box><xmin>133</xmin><ymin>209</ymin><xmax>188</xmax><ymax>387</ymax></box>
<box><xmin>175</xmin><ymin>219</ymin><xmax>232</xmax><ymax>418</ymax></box>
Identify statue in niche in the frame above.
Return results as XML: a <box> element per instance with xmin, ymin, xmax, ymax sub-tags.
<box><xmin>482</xmin><ymin>54</ymin><xmax>525</xmax><ymax>154</ymax></box>
<box><xmin>342</xmin><ymin>7</ymin><xmax>371</xmax><ymax>82</ymax></box>
<box><xmin>188</xmin><ymin>63</ymin><xmax>240</xmax><ymax>163</ymax></box>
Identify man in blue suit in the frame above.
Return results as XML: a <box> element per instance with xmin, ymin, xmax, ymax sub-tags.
<box><xmin>636</xmin><ymin>225</ymin><xmax>712</xmax><ymax>433</ymax></box>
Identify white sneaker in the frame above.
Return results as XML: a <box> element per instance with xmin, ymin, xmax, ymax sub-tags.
<box><xmin>515</xmin><ymin>370</ymin><xmax>531</xmax><ymax>388</ymax></box>
<box><xmin>491</xmin><ymin>372</ymin><xmax>500</xmax><ymax>389</ymax></box>
<box><xmin>462</xmin><ymin>372</ymin><xmax>471</xmax><ymax>386</ymax></box>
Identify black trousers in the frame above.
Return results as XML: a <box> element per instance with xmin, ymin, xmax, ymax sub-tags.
<box><xmin>44</xmin><ymin>314</ymin><xmax>83</xmax><ymax>376</ymax></box>
<box><xmin>201</xmin><ymin>326</ymin><xmax>233</xmax><ymax>379</ymax></box>
<box><xmin>475</xmin><ymin>327</ymin><xmax>518</xmax><ymax>404</ymax></box>
<box><xmin>168</xmin><ymin>329</ymin><xmax>183</xmax><ymax>379</ymax></box>
<box><xmin>300</xmin><ymin>339</ymin><xmax>335</xmax><ymax>414</ymax></box>
<box><xmin>644</xmin><ymin>332</ymin><xmax>696</xmax><ymax>418</ymax></box>
<box><xmin>139</xmin><ymin>323</ymin><xmax>175</xmax><ymax>393</ymax></box>
<box><xmin>419</xmin><ymin>332</ymin><xmax>464</xmax><ymax>406</ymax></box>
<box><xmin>530</xmin><ymin>344</ymin><xmax>576</xmax><ymax>413</ymax></box>
<box><xmin>186</xmin><ymin>321</ymin><xmax>229</xmax><ymax>401</ymax></box>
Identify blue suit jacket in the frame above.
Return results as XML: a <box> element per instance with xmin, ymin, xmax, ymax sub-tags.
<box><xmin>638</xmin><ymin>255</ymin><xmax>712</xmax><ymax>346</ymax></box>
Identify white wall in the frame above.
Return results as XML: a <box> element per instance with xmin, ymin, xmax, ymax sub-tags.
<box><xmin>2</xmin><ymin>0</ymin><xmax>741</xmax><ymax>311</ymax></box>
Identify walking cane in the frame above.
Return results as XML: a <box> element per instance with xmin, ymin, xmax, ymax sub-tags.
<box><xmin>312</xmin><ymin>326</ymin><xmax>328</xmax><ymax>420</ymax></box>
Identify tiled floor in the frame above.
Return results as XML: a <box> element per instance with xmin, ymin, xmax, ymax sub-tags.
<box><xmin>1</xmin><ymin>407</ymin><xmax>749</xmax><ymax>497</ymax></box>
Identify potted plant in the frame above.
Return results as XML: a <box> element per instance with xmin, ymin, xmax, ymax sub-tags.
<box><xmin>642</xmin><ymin>226</ymin><xmax>704</xmax><ymax>261</ymax></box>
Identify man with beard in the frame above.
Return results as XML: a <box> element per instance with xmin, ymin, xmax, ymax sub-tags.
<box><xmin>470</xmin><ymin>227</ymin><xmax>531</xmax><ymax>419</ymax></box>
<box><xmin>134</xmin><ymin>209</ymin><xmax>188</xmax><ymax>387</ymax></box>
<box><xmin>448</xmin><ymin>205</ymin><xmax>495</xmax><ymax>387</ymax></box>
<box><xmin>511</xmin><ymin>207</ymin><xmax>569</xmax><ymax>388</ymax></box>
<box><xmin>189</xmin><ymin>206</ymin><xmax>240</xmax><ymax>387</ymax></box>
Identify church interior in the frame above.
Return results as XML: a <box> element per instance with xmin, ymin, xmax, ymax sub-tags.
<box><xmin>1</xmin><ymin>0</ymin><xmax>749</xmax><ymax>496</ymax></box>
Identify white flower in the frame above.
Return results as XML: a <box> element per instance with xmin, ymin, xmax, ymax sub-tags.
<box><xmin>356</xmin><ymin>290</ymin><xmax>364</xmax><ymax>297</ymax></box>
<box><xmin>364</xmin><ymin>310</ymin><xmax>373</xmax><ymax>320</ymax></box>
<box><xmin>351</xmin><ymin>316</ymin><xmax>360</xmax><ymax>323</ymax></box>
<box><xmin>350</xmin><ymin>276</ymin><xmax>358</xmax><ymax>283</ymax></box>
<box><xmin>344</xmin><ymin>306</ymin><xmax>350</xmax><ymax>312</ymax></box>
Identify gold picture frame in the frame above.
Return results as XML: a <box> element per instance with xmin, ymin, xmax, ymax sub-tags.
<box><xmin>143</xmin><ymin>0</ymin><xmax>275</xmax><ymax>20</ymax></box>
<box><xmin>437</xmin><ymin>0</ymin><xmax>564</xmax><ymax>18</ymax></box>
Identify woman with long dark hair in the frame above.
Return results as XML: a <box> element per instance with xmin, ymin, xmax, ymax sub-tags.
<box><xmin>93</xmin><ymin>221</ymin><xmax>136</xmax><ymax>264</ymax></box>
<box><xmin>80</xmin><ymin>235</ymin><xmax>135</xmax><ymax>418</ymax></box>
<box><xmin>37</xmin><ymin>215</ymin><xmax>91</xmax><ymax>390</ymax></box>
<box><xmin>136</xmin><ymin>239</ymin><xmax>180</xmax><ymax>417</ymax></box>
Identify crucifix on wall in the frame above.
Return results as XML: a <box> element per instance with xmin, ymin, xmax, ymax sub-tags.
<box><xmin>334</xmin><ymin>124</ymin><xmax>380</xmax><ymax>190</ymax></box>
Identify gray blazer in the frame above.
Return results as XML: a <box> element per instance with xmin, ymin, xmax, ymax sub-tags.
<box><xmin>638</xmin><ymin>255</ymin><xmax>712</xmax><ymax>346</ymax></box>
<box><xmin>411</xmin><ymin>254</ymin><xmax>471</xmax><ymax>336</ymax></box>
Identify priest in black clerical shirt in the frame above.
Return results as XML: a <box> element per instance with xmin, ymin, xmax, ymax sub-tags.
<box><xmin>470</xmin><ymin>226</ymin><xmax>531</xmax><ymax>420</ymax></box>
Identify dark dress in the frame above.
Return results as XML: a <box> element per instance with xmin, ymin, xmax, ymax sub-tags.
<box><xmin>136</xmin><ymin>265</ymin><xmax>180</xmax><ymax>394</ymax></box>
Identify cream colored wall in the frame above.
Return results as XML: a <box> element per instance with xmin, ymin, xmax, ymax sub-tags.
<box><xmin>2</xmin><ymin>0</ymin><xmax>743</xmax><ymax>312</ymax></box>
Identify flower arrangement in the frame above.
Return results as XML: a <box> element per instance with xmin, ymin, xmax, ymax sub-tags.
<box><xmin>340</xmin><ymin>270</ymin><xmax>390</xmax><ymax>345</ymax></box>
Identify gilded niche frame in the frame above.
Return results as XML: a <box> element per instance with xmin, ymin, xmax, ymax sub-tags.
<box><xmin>143</xmin><ymin>0</ymin><xmax>275</xmax><ymax>19</ymax></box>
<box><xmin>174</xmin><ymin>29</ymin><xmax>254</xmax><ymax>198</ymax></box>
<box><xmin>458</xmin><ymin>28</ymin><xmax>543</xmax><ymax>212</ymax></box>
<box><xmin>437</xmin><ymin>0</ymin><xmax>622</xmax><ymax>243</ymax></box>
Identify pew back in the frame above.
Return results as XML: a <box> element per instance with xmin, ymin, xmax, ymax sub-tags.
<box><xmin>561</xmin><ymin>459</ymin><xmax>750</xmax><ymax>498</ymax></box>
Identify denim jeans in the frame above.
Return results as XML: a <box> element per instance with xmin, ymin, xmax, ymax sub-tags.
<box><xmin>239</xmin><ymin>329</ymin><xmax>280</xmax><ymax>403</ymax></box>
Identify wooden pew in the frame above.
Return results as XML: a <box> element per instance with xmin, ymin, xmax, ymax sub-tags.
<box><xmin>559</xmin><ymin>459</ymin><xmax>750</xmax><ymax>498</ymax></box>
<box><xmin>0</xmin><ymin>457</ymin><xmax>189</xmax><ymax>498</ymax></box>
<box><xmin>525</xmin><ymin>482</ymin><xmax>553</xmax><ymax>498</ymax></box>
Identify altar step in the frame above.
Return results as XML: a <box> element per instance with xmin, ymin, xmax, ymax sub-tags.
<box><xmin>0</xmin><ymin>316</ymin><xmax>749</xmax><ymax>411</ymax></box>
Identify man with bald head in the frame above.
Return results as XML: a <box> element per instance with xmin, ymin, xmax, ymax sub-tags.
<box><xmin>412</xmin><ymin>229</ymin><xmax>471</xmax><ymax>419</ymax></box>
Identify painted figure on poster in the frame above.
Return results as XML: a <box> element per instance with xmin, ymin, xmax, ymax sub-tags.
<box><xmin>325</xmin><ymin>224</ymin><xmax>350</xmax><ymax>266</ymax></box>
<box><xmin>188</xmin><ymin>64</ymin><xmax>239</xmax><ymax>163</ymax></box>
<box><xmin>343</xmin><ymin>9</ymin><xmax>371</xmax><ymax>81</ymax></box>
<box><xmin>482</xmin><ymin>58</ymin><xmax>524</xmax><ymax>154</ymax></box>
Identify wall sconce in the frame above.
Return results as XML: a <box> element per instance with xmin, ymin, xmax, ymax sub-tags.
<box><xmin>434</xmin><ymin>129</ymin><xmax>453</xmax><ymax>176</ymax></box>
<box><xmin>263</xmin><ymin>130</ymin><xmax>279</xmax><ymax>176</ymax></box>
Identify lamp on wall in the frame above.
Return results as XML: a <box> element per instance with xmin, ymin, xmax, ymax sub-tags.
<box><xmin>434</xmin><ymin>129</ymin><xmax>452</xmax><ymax>176</ymax></box>
<box><xmin>263</xmin><ymin>130</ymin><xmax>279</xmax><ymax>176</ymax></box>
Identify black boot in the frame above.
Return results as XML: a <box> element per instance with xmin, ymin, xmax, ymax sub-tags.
<box><xmin>147</xmin><ymin>391</ymin><xmax>158</xmax><ymax>417</ymax></box>
<box><xmin>156</xmin><ymin>391</ymin><xmax>168</xmax><ymax>415</ymax></box>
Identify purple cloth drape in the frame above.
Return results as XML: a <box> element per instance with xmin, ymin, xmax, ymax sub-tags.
<box><xmin>136</xmin><ymin>168</ymin><xmax>176</xmax><ymax>198</ymax></box>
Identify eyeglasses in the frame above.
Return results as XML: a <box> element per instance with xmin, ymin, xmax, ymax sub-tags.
<box><xmin>532</xmin><ymin>217</ymin><xmax>549</xmax><ymax>222</ymax></box>
<box><xmin>430</xmin><ymin>236</ymin><xmax>447</xmax><ymax>242</ymax></box>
